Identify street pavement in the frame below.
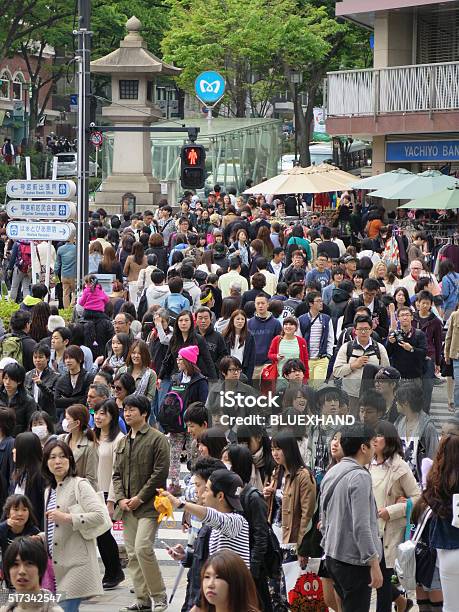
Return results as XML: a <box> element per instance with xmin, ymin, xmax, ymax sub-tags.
<box><xmin>79</xmin><ymin>385</ymin><xmax>451</xmax><ymax>611</ymax></box>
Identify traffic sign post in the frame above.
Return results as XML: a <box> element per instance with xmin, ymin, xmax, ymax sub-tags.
<box><xmin>6</xmin><ymin>222</ymin><xmax>75</xmax><ymax>242</ymax></box>
<box><xmin>6</xmin><ymin>180</ymin><xmax>76</xmax><ymax>200</ymax></box>
<box><xmin>194</xmin><ymin>71</ymin><xmax>226</xmax><ymax>133</ymax></box>
<box><xmin>6</xmin><ymin>201</ymin><xmax>76</xmax><ymax>220</ymax></box>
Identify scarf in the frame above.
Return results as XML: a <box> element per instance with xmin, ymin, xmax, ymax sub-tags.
<box><xmin>108</xmin><ymin>354</ymin><xmax>125</xmax><ymax>371</ymax></box>
<box><xmin>250</xmin><ymin>447</ymin><xmax>265</xmax><ymax>491</ymax></box>
<box><xmin>135</xmin><ymin>368</ymin><xmax>151</xmax><ymax>396</ymax></box>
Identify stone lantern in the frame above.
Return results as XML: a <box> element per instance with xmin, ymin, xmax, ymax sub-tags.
<box><xmin>91</xmin><ymin>16</ymin><xmax>181</xmax><ymax>210</ymax></box>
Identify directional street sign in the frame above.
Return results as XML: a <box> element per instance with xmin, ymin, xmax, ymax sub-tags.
<box><xmin>6</xmin><ymin>222</ymin><xmax>75</xmax><ymax>242</ymax></box>
<box><xmin>6</xmin><ymin>180</ymin><xmax>76</xmax><ymax>200</ymax></box>
<box><xmin>194</xmin><ymin>71</ymin><xmax>226</xmax><ymax>107</ymax></box>
<box><xmin>6</xmin><ymin>201</ymin><xmax>76</xmax><ymax>220</ymax></box>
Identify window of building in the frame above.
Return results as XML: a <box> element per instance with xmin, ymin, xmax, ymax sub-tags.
<box><xmin>147</xmin><ymin>81</ymin><xmax>153</xmax><ymax>102</ymax></box>
<box><xmin>119</xmin><ymin>79</ymin><xmax>139</xmax><ymax>100</ymax></box>
<box><xmin>12</xmin><ymin>73</ymin><xmax>25</xmax><ymax>100</ymax></box>
<box><xmin>416</xmin><ymin>5</ymin><xmax>459</xmax><ymax>64</ymax></box>
<box><xmin>0</xmin><ymin>74</ymin><xmax>10</xmax><ymax>99</ymax></box>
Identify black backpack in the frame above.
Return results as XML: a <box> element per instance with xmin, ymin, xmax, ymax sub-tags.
<box><xmin>157</xmin><ymin>385</ymin><xmax>188</xmax><ymax>434</ymax></box>
<box><xmin>241</xmin><ymin>486</ymin><xmax>282</xmax><ymax>579</ymax></box>
<box><xmin>345</xmin><ymin>338</ymin><xmax>381</xmax><ymax>363</ymax></box>
<box><xmin>137</xmin><ymin>289</ymin><xmax>148</xmax><ymax>321</ymax></box>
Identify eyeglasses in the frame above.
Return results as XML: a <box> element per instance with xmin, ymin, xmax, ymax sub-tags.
<box><xmin>227</xmin><ymin>367</ymin><xmax>241</xmax><ymax>373</ymax></box>
<box><xmin>113</xmin><ymin>385</ymin><xmax>123</xmax><ymax>391</ymax></box>
<box><xmin>355</xmin><ymin>328</ymin><xmax>371</xmax><ymax>333</ymax></box>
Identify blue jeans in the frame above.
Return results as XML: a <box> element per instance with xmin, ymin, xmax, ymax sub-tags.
<box><xmin>61</xmin><ymin>598</ymin><xmax>82</xmax><ymax>612</ymax></box>
<box><xmin>453</xmin><ymin>360</ymin><xmax>459</xmax><ymax>409</ymax></box>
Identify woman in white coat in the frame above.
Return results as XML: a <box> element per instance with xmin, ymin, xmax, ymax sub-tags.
<box><xmin>42</xmin><ymin>439</ymin><xmax>104</xmax><ymax>612</ymax></box>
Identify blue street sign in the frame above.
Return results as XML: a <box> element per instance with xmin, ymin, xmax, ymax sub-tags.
<box><xmin>386</xmin><ymin>140</ymin><xmax>459</xmax><ymax>163</ymax></box>
<box><xmin>194</xmin><ymin>71</ymin><xmax>226</xmax><ymax>107</ymax></box>
<box><xmin>6</xmin><ymin>201</ymin><xmax>76</xmax><ymax>220</ymax></box>
<box><xmin>6</xmin><ymin>222</ymin><xmax>74</xmax><ymax>241</ymax></box>
<box><xmin>70</xmin><ymin>94</ymin><xmax>78</xmax><ymax>106</ymax></box>
<box><xmin>6</xmin><ymin>180</ymin><xmax>76</xmax><ymax>199</ymax></box>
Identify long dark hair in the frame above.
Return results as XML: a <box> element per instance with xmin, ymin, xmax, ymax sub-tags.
<box><xmin>111</xmin><ymin>332</ymin><xmax>131</xmax><ymax>361</ymax></box>
<box><xmin>101</xmin><ymin>245</ymin><xmax>116</xmax><ymax>271</ymax></box>
<box><xmin>12</xmin><ymin>433</ymin><xmax>43</xmax><ymax>490</ymax></box>
<box><xmin>200</xmin><ymin>550</ymin><xmax>260</xmax><ymax>612</ymax></box>
<box><xmin>197</xmin><ymin>428</ymin><xmax>228</xmax><ymax>459</ymax></box>
<box><xmin>374</xmin><ymin>420</ymin><xmax>403</xmax><ymax>461</ymax></box>
<box><xmin>424</xmin><ymin>434</ymin><xmax>459</xmax><ymax>520</ymax></box>
<box><xmin>271</xmin><ymin>431</ymin><xmax>306</xmax><ymax>476</ymax></box>
<box><xmin>30</xmin><ymin>302</ymin><xmax>51</xmax><ymax>343</ymax></box>
<box><xmin>93</xmin><ymin>399</ymin><xmax>120</xmax><ymax>443</ymax></box>
<box><xmin>222</xmin><ymin>309</ymin><xmax>248</xmax><ymax>348</ymax></box>
<box><xmin>170</xmin><ymin>310</ymin><xmax>198</xmax><ymax>354</ymax></box>
<box><xmin>236</xmin><ymin>424</ymin><xmax>275</xmax><ymax>482</ymax></box>
<box><xmin>132</xmin><ymin>241</ymin><xmax>145</xmax><ymax>265</ymax></box>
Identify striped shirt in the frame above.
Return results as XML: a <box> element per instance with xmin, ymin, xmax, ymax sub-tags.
<box><xmin>203</xmin><ymin>507</ymin><xmax>250</xmax><ymax>568</ymax></box>
<box><xmin>46</xmin><ymin>488</ymin><xmax>57</xmax><ymax>556</ymax></box>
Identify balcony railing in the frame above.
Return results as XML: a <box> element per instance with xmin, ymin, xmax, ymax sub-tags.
<box><xmin>326</xmin><ymin>61</ymin><xmax>459</xmax><ymax>117</ymax></box>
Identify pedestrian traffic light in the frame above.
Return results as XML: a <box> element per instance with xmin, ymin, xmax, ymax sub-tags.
<box><xmin>180</xmin><ymin>143</ymin><xmax>206</xmax><ymax>189</ymax></box>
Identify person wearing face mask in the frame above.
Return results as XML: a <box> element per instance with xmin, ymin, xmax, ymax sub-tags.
<box><xmin>25</xmin><ymin>344</ymin><xmax>60</xmax><ymax>422</ymax></box>
<box><xmin>60</xmin><ymin>403</ymin><xmax>98</xmax><ymax>490</ymax></box>
<box><xmin>28</xmin><ymin>410</ymin><xmax>56</xmax><ymax>447</ymax></box>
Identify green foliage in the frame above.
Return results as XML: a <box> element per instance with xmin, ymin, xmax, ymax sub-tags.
<box><xmin>58</xmin><ymin>307</ymin><xmax>73</xmax><ymax>324</ymax></box>
<box><xmin>0</xmin><ymin>299</ymin><xmax>20</xmax><ymax>332</ymax></box>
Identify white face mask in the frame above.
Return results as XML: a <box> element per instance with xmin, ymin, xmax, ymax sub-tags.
<box><xmin>61</xmin><ymin>418</ymin><xmax>71</xmax><ymax>433</ymax></box>
<box><xmin>31</xmin><ymin>425</ymin><xmax>48</xmax><ymax>440</ymax></box>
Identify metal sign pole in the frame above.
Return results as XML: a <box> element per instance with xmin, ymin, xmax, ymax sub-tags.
<box><xmin>75</xmin><ymin>0</ymin><xmax>91</xmax><ymax>293</ymax></box>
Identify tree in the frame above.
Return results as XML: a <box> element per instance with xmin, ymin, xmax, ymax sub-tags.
<box><xmin>280</xmin><ymin>0</ymin><xmax>370</xmax><ymax>166</ymax></box>
<box><xmin>161</xmin><ymin>0</ymin><xmax>294</xmax><ymax>117</ymax></box>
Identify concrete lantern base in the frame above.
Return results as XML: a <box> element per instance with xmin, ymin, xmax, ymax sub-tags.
<box><xmin>94</xmin><ymin>173</ymin><xmax>162</xmax><ymax>212</ymax></box>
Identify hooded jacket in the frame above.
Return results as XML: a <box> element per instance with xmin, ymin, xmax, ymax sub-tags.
<box><xmin>394</xmin><ymin>411</ymin><xmax>439</xmax><ymax>482</ymax></box>
<box><xmin>413</xmin><ymin>312</ymin><xmax>443</xmax><ymax>365</ymax></box>
<box><xmin>19</xmin><ymin>295</ymin><xmax>42</xmax><ymax>311</ymax></box>
<box><xmin>320</xmin><ymin>458</ymin><xmax>382</xmax><ymax>566</ymax></box>
<box><xmin>146</xmin><ymin>283</ymin><xmax>170</xmax><ymax>309</ymax></box>
<box><xmin>247</xmin><ymin>313</ymin><xmax>282</xmax><ymax>366</ymax></box>
<box><xmin>182</xmin><ymin>279</ymin><xmax>201</xmax><ymax>312</ymax></box>
<box><xmin>328</xmin><ymin>286</ymin><xmax>351</xmax><ymax>329</ymax></box>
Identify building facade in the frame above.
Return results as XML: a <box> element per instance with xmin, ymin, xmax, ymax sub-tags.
<box><xmin>326</xmin><ymin>0</ymin><xmax>459</xmax><ymax>174</ymax></box>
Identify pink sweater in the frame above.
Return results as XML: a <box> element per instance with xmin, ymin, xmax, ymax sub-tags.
<box><xmin>78</xmin><ymin>284</ymin><xmax>109</xmax><ymax>312</ymax></box>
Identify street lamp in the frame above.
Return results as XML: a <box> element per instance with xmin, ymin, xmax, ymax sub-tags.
<box><xmin>289</xmin><ymin>70</ymin><xmax>303</xmax><ymax>164</ymax></box>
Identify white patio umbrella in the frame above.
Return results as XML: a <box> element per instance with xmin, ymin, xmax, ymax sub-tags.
<box><xmin>244</xmin><ymin>163</ymin><xmax>355</xmax><ymax>195</ymax></box>
<box><xmin>350</xmin><ymin>168</ymin><xmax>414</xmax><ymax>190</ymax></box>
<box><xmin>399</xmin><ymin>183</ymin><xmax>459</xmax><ymax>210</ymax></box>
<box><xmin>370</xmin><ymin>170</ymin><xmax>457</xmax><ymax>200</ymax></box>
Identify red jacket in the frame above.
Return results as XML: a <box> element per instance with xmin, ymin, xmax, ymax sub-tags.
<box><xmin>267</xmin><ymin>334</ymin><xmax>309</xmax><ymax>381</ymax></box>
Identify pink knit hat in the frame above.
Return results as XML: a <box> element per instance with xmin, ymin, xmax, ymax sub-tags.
<box><xmin>178</xmin><ymin>345</ymin><xmax>199</xmax><ymax>365</ymax></box>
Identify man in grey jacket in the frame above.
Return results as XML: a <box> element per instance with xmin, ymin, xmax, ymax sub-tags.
<box><xmin>320</xmin><ymin>423</ymin><xmax>383</xmax><ymax>612</ymax></box>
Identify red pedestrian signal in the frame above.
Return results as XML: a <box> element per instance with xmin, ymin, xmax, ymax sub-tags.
<box><xmin>181</xmin><ymin>143</ymin><xmax>206</xmax><ymax>189</ymax></box>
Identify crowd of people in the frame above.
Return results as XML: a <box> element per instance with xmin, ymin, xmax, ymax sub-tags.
<box><xmin>0</xmin><ymin>188</ymin><xmax>458</xmax><ymax>612</ymax></box>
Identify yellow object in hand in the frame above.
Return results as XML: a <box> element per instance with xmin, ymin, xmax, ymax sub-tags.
<box><xmin>154</xmin><ymin>493</ymin><xmax>174</xmax><ymax>525</ymax></box>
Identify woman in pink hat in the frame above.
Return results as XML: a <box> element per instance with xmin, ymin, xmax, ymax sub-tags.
<box><xmin>158</xmin><ymin>344</ymin><xmax>208</xmax><ymax>495</ymax></box>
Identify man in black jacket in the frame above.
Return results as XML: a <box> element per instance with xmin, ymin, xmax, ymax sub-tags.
<box><xmin>343</xmin><ymin>278</ymin><xmax>389</xmax><ymax>340</ymax></box>
<box><xmin>195</xmin><ymin>307</ymin><xmax>228</xmax><ymax>368</ymax></box>
<box><xmin>24</xmin><ymin>344</ymin><xmax>59</xmax><ymax>421</ymax></box>
<box><xmin>8</xmin><ymin>310</ymin><xmax>37</xmax><ymax>371</ymax></box>
<box><xmin>387</xmin><ymin>306</ymin><xmax>427</xmax><ymax>383</ymax></box>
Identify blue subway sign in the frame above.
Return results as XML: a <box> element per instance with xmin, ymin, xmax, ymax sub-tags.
<box><xmin>386</xmin><ymin>140</ymin><xmax>459</xmax><ymax>163</ymax></box>
<box><xmin>194</xmin><ymin>71</ymin><xmax>226</xmax><ymax>106</ymax></box>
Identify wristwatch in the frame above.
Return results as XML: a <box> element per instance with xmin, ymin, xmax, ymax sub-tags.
<box><xmin>177</xmin><ymin>499</ymin><xmax>186</xmax><ymax>509</ymax></box>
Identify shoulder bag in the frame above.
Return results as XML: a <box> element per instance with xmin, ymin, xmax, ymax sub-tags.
<box><xmin>69</xmin><ymin>477</ymin><xmax>112</xmax><ymax>540</ymax></box>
